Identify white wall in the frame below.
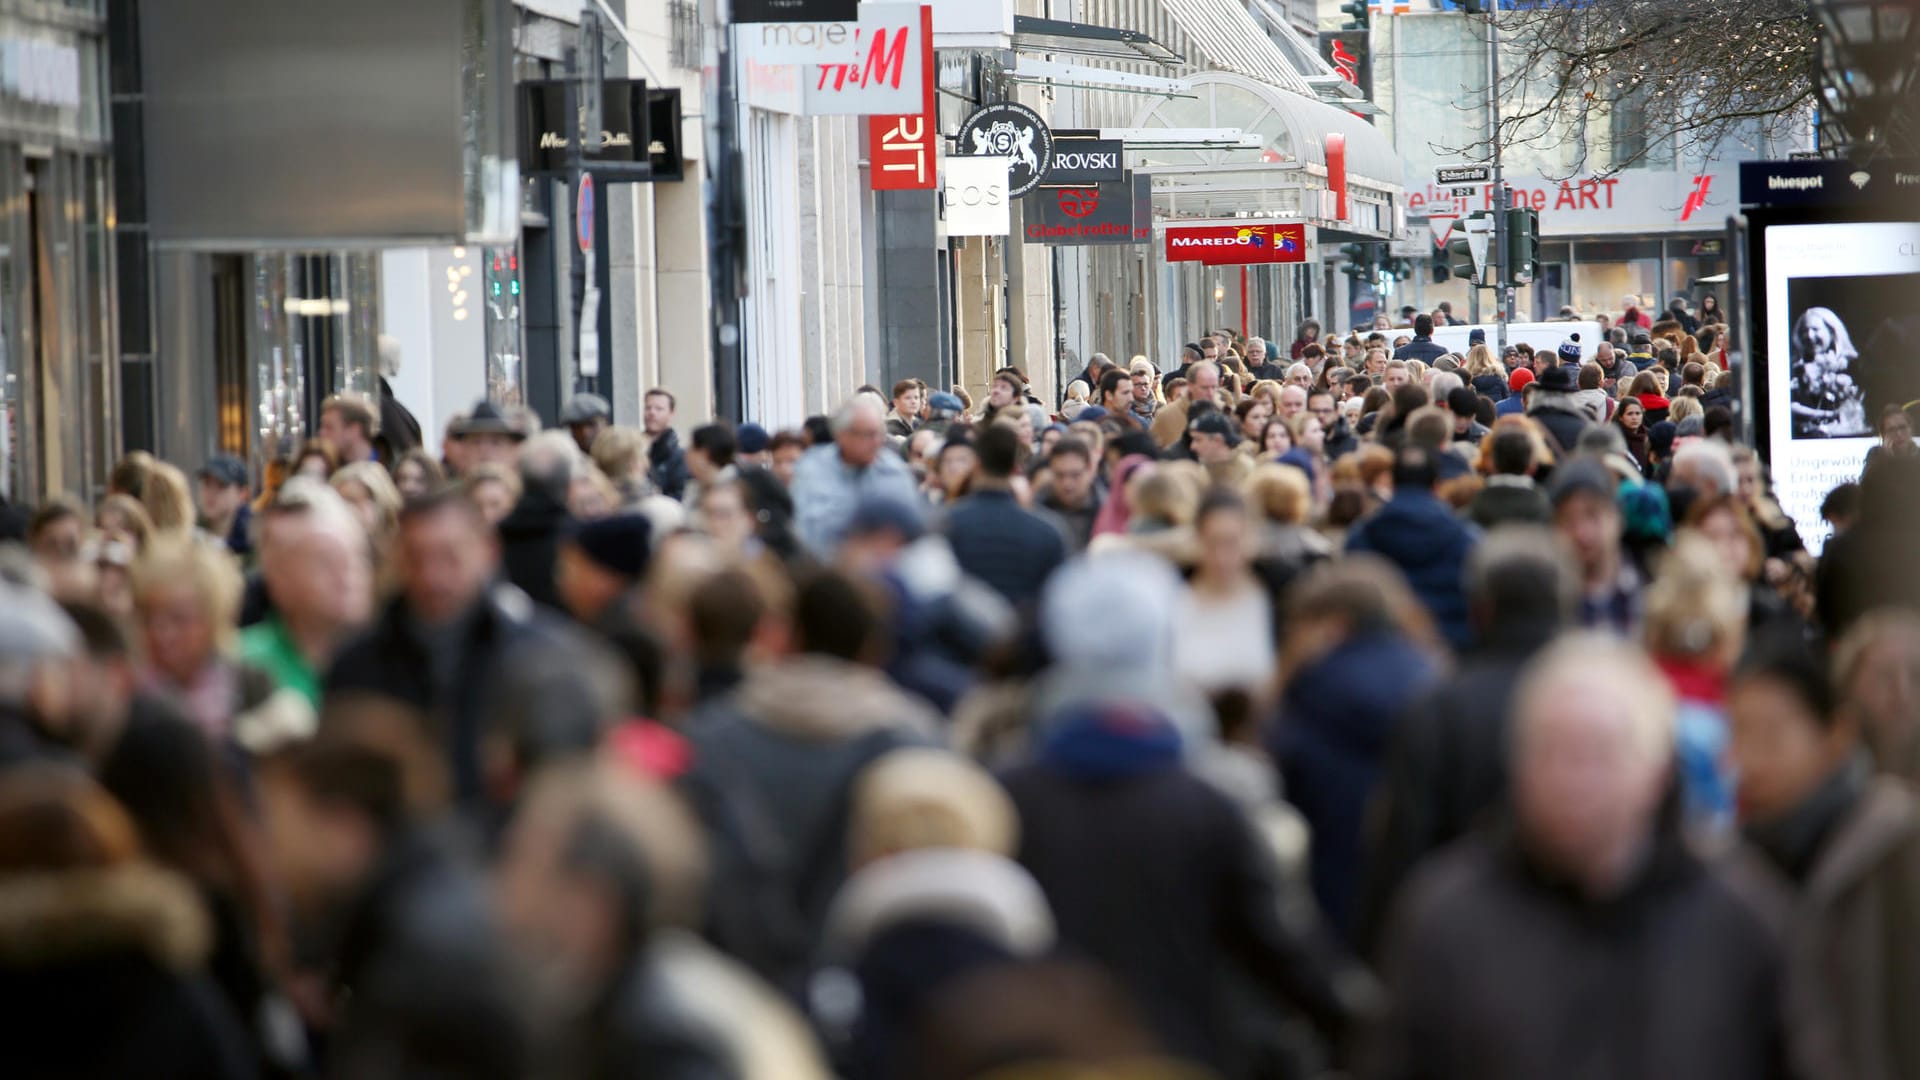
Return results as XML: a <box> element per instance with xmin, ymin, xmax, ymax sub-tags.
<box><xmin>379</xmin><ymin>247</ymin><xmax>487</xmax><ymax>456</ymax></box>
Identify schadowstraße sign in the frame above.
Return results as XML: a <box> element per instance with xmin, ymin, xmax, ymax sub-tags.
<box><xmin>733</xmin><ymin>0</ymin><xmax>856</xmax><ymax>22</ymax></box>
<box><xmin>1028</xmin><ymin>174</ymin><xmax>1150</xmax><ymax>246</ymax></box>
<box><xmin>957</xmin><ymin>102</ymin><xmax>1054</xmax><ymax>198</ymax></box>
<box><xmin>1042</xmin><ymin>138</ymin><xmax>1124</xmax><ymax>187</ymax></box>
<box><xmin>1435</xmin><ymin>163</ymin><xmax>1493</xmax><ymax>186</ymax></box>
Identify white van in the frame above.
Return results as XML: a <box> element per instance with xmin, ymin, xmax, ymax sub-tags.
<box><xmin>1430</xmin><ymin>321</ymin><xmax>1603</xmax><ymax>364</ymax></box>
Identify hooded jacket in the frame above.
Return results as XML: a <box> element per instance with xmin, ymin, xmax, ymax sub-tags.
<box><xmin>0</xmin><ymin>863</ymin><xmax>257</xmax><ymax>1080</ymax></box>
<box><xmin>1526</xmin><ymin>391</ymin><xmax>1593</xmax><ymax>457</ymax></box>
<box><xmin>1344</xmin><ymin>491</ymin><xmax>1480</xmax><ymax>652</ymax></box>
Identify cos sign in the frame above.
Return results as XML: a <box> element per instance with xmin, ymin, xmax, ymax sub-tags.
<box><xmin>944</xmin><ymin>156</ymin><xmax>1010</xmax><ymax>236</ymax></box>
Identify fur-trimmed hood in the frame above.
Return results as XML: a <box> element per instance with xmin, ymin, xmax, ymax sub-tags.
<box><xmin>0</xmin><ymin>863</ymin><xmax>210</xmax><ymax>972</ymax></box>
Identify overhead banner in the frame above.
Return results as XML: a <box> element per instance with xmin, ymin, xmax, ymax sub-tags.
<box><xmin>734</xmin><ymin>0</ymin><xmax>857</xmax><ymax>23</ymax></box>
<box><xmin>1041</xmin><ymin>138</ymin><xmax>1124</xmax><ymax>187</ymax></box>
<box><xmin>734</xmin><ymin>3</ymin><xmax>926</xmax><ymax>116</ymax></box>
<box><xmin>943</xmin><ymin>156</ymin><xmax>1010</xmax><ymax>236</ymax></box>
<box><xmin>956</xmin><ymin>102</ymin><xmax>1054</xmax><ymax>197</ymax></box>
<box><xmin>518</xmin><ymin>79</ymin><xmax>652</xmax><ymax>177</ymax></box>
<box><xmin>1028</xmin><ymin>174</ymin><xmax>1150</xmax><ymax>246</ymax></box>
<box><xmin>867</xmin><ymin>5</ymin><xmax>936</xmax><ymax>190</ymax></box>
<box><xmin>1164</xmin><ymin>222</ymin><xmax>1308</xmax><ymax>266</ymax></box>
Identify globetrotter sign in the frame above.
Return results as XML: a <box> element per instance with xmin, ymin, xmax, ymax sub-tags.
<box><xmin>1163</xmin><ymin>223</ymin><xmax>1308</xmax><ymax>265</ymax></box>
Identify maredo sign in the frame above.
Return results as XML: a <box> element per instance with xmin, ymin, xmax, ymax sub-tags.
<box><xmin>1164</xmin><ymin>223</ymin><xmax>1308</xmax><ymax>266</ymax></box>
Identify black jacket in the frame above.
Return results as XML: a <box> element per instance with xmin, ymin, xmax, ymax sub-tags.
<box><xmin>1324</xmin><ymin>416</ymin><xmax>1360</xmax><ymax>461</ymax></box>
<box><xmin>649</xmin><ymin>428</ymin><xmax>690</xmax><ymax>501</ymax></box>
<box><xmin>1527</xmin><ymin>403</ymin><xmax>1590</xmax><ymax>457</ymax></box>
<box><xmin>325</xmin><ymin>584</ymin><xmax>575</xmax><ymax>808</ymax></box>
<box><xmin>1366</xmin><ymin>815</ymin><xmax>1790</xmax><ymax>1080</ymax></box>
<box><xmin>0</xmin><ymin>863</ymin><xmax>258</xmax><ymax>1080</ymax></box>
<box><xmin>942</xmin><ymin>489</ymin><xmax>1070</xmax><ymax>610</ymax></box>
<box><xmin>328</xmin><ymin>829</ymin><xmax>527</xmax><ymax>1080</ymax></box>
<box><xmin>1355</xmin><ymin>625</ymin><xmax>1555</xmax><ymax>957</ymax></box>
<box><xmin>497</xmin><ymin>485</ymin><xmax>573</xmax><ymax>612</ymax></box>
<box><xmin>1465</xmin><ymin>480</ymin><xmax>1551</xmax><ymax>530</ymax></box>
<box><xmin>1004</xmin><ymin>724</ymin><xmax>1377</xmax><ymax>1075</ymax></box>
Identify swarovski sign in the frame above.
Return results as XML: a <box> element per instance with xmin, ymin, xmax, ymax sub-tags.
<box><xmin>1042</xmin><ymin>138</ymin><xmax>1123</xmax><ymax>187</ymax></box>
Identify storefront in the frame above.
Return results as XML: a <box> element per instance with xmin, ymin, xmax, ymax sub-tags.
<box><xmin>0</xmin><ymin>10</ymin><xmax>116</xmax><ymax>504</ymax></box>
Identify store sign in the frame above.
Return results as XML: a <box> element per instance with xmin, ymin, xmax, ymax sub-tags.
<box><xmin>1042</xmin><ymin>139</ymin><xmax>1124</xmax><ymax>186</ymax></box>
<box><xmin>1403</xmin><ymin>168</ymin><xmax>1741</xmax><ymax>236</ymax></box>
<box><xmin>734</xmin><ymin>0</ymin><xmax>858</xmax><ymax>23</ymax></box>
<box><xmin>0</xmin><ymin>38</ymin><xmax>81</xmax><ymax>109</ymax></box>
<box><xmin>1738</xmin><ymin>158</ymin><xmax>1920</xmax><ymax>207</ymax></box>
<box><xmin>735</xmin><ymin>3</ymin><xmax>926</xmax><ymax>116</ymax></box>
<box><xmin>647</xmin><ymin>89</ymin><xmax>685</xmax><ymax>182</ymax></box>
<box><xmin>957</xmin><ymin>102</ymin><xmax>1054</xmax><ymax>197</ymax></box>
<box><xmin>867</xmin><ymin>6</ymin><xmax>936</xmax><ymax>190</ymax></box>
<box><xmin>518</xmin><ymin>79</ymin><xmax>652</xmax><ymax>177</ymax></box>
<box><xmin>943</xmin><ymin>156</ymin><xmax>1010</xmax><ymax>236</ymax></box>
<box><xmin>1317</xmin><ymin>30</ymin><xmax>1372</xmax><ymax>102</ymax></box>
<box><xmin>1028</xmin><ymin>174</ymin><xmax>1150</xmax><ymax>246</ymax></box>
<box><xmin>1164</xmin><ymin>222</ymin><xmax>1308</xmax><ymax>265</ymax></box>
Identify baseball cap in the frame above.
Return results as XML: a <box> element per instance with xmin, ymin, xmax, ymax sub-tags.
<box><xmin>1508</xmin><ymin>367</ymin><xmax>1535</xmax><ymax>393</ymax></box>
<box><xmin>560</xmin><ymin>392</ymin><xmax>612</xmax><ymax>425</ymax></box>
<box><xmin>1630</xmin><ymin>328</ymin><xmax>1654</xmax><ymax>346</ymax></box>
<box><xmin>927</xmin><ymin>392</ymin><xmax>965</xmax><ymax>415</ymax></box>
<box><xmin>737</xmin><ymin>422</ymin><xmax>770</xmax><ymax>455</ymax></box>
<box><xmin>197</xmin><ymin>454</ymin><xmax>248</xmax><ymax>488</ymax></box>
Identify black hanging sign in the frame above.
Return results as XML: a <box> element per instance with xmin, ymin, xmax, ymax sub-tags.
<box><xmin>733</xmin><ymin>0</ymin><xmax>858</xmax><ymax>23</ymax></box>
<box><xmin>647</xmin><ymin>88</ymin><xmax>685</xmax><ymax>182</ymax></box>
<box><xmin>519</xmin><ymin>78</ymin><xmax>653</xmax><ymax>178</ymax></box>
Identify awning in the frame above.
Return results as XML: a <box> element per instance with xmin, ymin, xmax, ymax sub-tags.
<box><xmin>1156</xmin><ymin>0</ymin><xmax>1315</xmax><ymax>96</ymax></box>
<box><xmin>1010</xmin><ymin>16</ymin><xmax>1183</xmax><ymax>66</ymax></box>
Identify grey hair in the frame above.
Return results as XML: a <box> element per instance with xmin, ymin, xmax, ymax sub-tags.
<box><xmin>520</xmin><ymin>431</ymin><xmax>580</xmax><ymax>501</ymax></box>
<box><xmin>1246</xmin><ymin>336</ymin><xmax>1265</xmax><ymax>351</ymax></box>
<box><xmin>833</xmin><ymin>396</ymin><xmax>887</xmax><ymax>434</ymax></box>
<box><xmin>1286</xmin><ymin>363</ymin><xmax>1313</xmax><ymax>380</ymax></box>
<box><xmin>1428</xmin><ymin>372</ymin><xmax>1465</xmax><ymax>400</ymax></box>
<box><xmin>1672</xmin><ymin>439</ymin><xmax>1736</xmax><ymax>496</ymax></box>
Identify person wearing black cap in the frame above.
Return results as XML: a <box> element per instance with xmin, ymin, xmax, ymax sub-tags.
<box><xmin>1525</xmin><ymin>365</ymin><xmax>1592</xmax><ymax>457</ymax></box>
<box><xmin>195</xmin><ymin>454</ymin><xmax>254</xmax><ymax>559</ymax></box>
<box><xmin>556</xmin><ymin>514</ymin><xmax>652</xmax><ymax>627</ymax></box>
<box><xmin>1550</xmin><ymin>458</ymin><xmax>1641</xmax><ymax>635</ymax></box>
<box><xmin>560</xmin><ymin>393</ymin><xmax>612</xmax><ymax>456</ymax></box>
<box><xmin>735</xmin><ymin>423</ymin><xmax>771</xmax><ymax>470</ymax></box>
<box><xmin>450</xmin><ymin>400</ymin><xmax>528</xmax><ymax>471</ymax></box>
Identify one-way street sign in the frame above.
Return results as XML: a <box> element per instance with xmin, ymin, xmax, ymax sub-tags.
<box><xmin>1435</xmin><ymin>163</ymin><xmax>1493</xmax><ymax>186</ymax></box>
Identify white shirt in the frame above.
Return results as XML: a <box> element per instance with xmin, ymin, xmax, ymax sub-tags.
<box><xmin>1172</xmin><ymin>582</ymin><xmax>1275</xmax><ymax>694</ymax></box>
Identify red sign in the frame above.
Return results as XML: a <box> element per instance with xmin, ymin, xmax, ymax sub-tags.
<box><xmin>867</xmin><ymin>6</ymin><xmax>935</xmax><ymax>189</ymax></box>
<box><xmin>1325</xmin><ymin>134</ymin><xmax>1348</xmax><ymax>222</ymax></box>
<box><xmin>1164</xmin><ymin>223</ymin><xmax>1307</xmax><ymax>266</ymax></box>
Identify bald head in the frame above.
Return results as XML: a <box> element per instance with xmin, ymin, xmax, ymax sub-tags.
<box><xmin>1511</xmin><ymin>634</ymin><xmax>1676</xmax><ymax>897</ymax></box>
<box><xmin>1188</xmin><ymin>361</ymin><xmax>1220</xmax><ymax>395</ymax></box>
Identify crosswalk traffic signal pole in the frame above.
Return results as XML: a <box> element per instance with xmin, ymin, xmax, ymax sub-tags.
<box><xmin>1485</xmin><ymin>0</ymin><xmax>1508</xmax><ymax>353</ymax></box>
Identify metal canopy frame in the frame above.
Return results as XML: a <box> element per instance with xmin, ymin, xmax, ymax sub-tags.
<box><xmin>1010</xmin><ymin>15</ymin><xmax>1184</xmax><ymax>66</ymax></box>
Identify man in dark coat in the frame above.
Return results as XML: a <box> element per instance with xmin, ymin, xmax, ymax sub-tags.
<box><xmin>496</xmin><ymin>433</ymin><xmax>576</xmax><ymax>612</ymax></box>
<box><xmin>1466</xmin><ymin>428</ymin><xmax>1552</xmax><ymax>529</ymax></box>
<box><xmin>644</xmin><ymin>389</ymin><xmax>690</xmax><ymax>501</ymax></box>
<box><xmin>1365</xmin><ymin>635</ymin><xmax>1791</xmax><ymax>1080</ymax></box>
<box><xmin>1032</xmin><ymin>437</ymin><xmax>1103</xmax><ymax>552</ymax></box>
<box><xmin>942</xmin><ymin>424</ymin><xmax>1069</xmax><ymax>609</ymax></box>
<box><xmin>1390</xmin><ymin>314</ymin><xmax>1448</xmax><ymax>366</ymax></box>
<box><xmin>326</xmin><ymin>488</ymin><xmax>580</xmax><ymax>809</ymax></box>
<box><xmin>1525</xmin><ymin>364</ymin><xmax>1592</xmax><ymax>457</ymax></box>
<box><xmin>1357</xmin><ymin>529</ymin><xmax>1573</xmax><ymax>956</ymax></box>
<box><xmin>1345</xmin><ymin>448</ymin><xmax>1481</xmax><ymax>652</ymax></box>
<box><xmin>1818</xmin><ymin>456</ymin><xmax>1920</xmax><ymax>639</ymax></box>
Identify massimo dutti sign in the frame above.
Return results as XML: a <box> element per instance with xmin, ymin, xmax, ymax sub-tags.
<box><xmin>1041</xmin><ymin>138</ymin><xmax>1124</xmax><ymax>187</ymax></box>
<box><xmin>519</xmin><ymin>79</ymin><xmax>652</xmax><ymax>177</ymax></box>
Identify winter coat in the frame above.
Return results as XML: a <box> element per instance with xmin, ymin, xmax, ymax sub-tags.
<box><xmin>942</xmin><ymin>489</ymin><xmax>1070</xmax><ymax>610</ymax></box>
<box><xmin>1470</xmin><ymin>374</ymin><xmax>1509</xmax><ymax>403</ymax></box>
<box><xmin>1466</xmin><ymin>477</ymin><xmax>1551</xmax><ymax>530</ymax></box>
<box><xmin>649</xmin><ymin>428</ymin><xmax>690</xmax><ymax>501</ymax></box>
<box><xmin>682</xmin><ymin>657</ymin><xmax>939</xmax><ymax>992</ymax></box>
<box><xmin>1272</xmin><ymin>633</ymin><xmax>1438</xmax><ymax>939</ymax></box>
<box><xmin>1365</xmin><ymin>819</ymin><xmax>1791</xmax><ymax>1080</ymax></box>
<box><xmin>326</xmin><ymin>583</ymin><xmax>581</xmax><ymax>808</ymax></box>
<box><xmin>790</xmin><ymin>444</ymin><xmax>922</xmax><ymax>555</ymax></box>
<box><xmin>328</xmin><ymin>829</ymin><xmax>528</xmax><ymax>1080</ymax></box>
<box><xmin>1526</xmin><ymin>399</ymin><xmax>1592</xmax><ymax>457</ymax></box>
<box><xmin>497</xmin><ymin>484</ymin><xmax>573</xmax><ymax>613</ymax></box>
<box><xmin>1034</xmin><ymin>485</ymin><xmax>1102</xmax><ymax>552</ymax></box>
<box><xmin>1004</xmin><ymin>707</ymin><xmax>1378</xmax><ymax>1075</ymax></box>
<box><xmin>1392</xmin><ymin>336</ymin><xmax>1448</xmax><ymax>365</ymax></box>
<box><xmin>1355</xmin><ymin>627</ymin><xmax>1553</xmax><ymax>957</ymax></box>
<box><xmin>1759</xmin><ymin>774</ymin><xmax>1920</xmax><ymax>1080</ymax></box>
<box><xmin>1638</xmin><ymin>392</ymin><xmax>1672</xmax><ymax>427</ymax></box>
<box><xmin>0</xmin><ymin>862</ymin><xmax>258</xmax><ymax>1080</ymax></box>
<box><xmin>1344</xmin><ymin>491</ymin><xmax>1480</xmax><ymax>652</ymax></box>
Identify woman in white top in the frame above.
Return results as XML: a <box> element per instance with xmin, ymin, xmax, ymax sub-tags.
<box><xmin>1173</xmin><ymin>489</ymin><xmax>1275</xmax><ymax>698</ymax></box>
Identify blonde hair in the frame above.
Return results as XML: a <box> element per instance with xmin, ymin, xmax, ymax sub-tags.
<box><xmin>331</xmin><ymin>462</ymin><xmax>403</xmax><ymax>539</ymax></box>
<box><xmin>132</xmin><ymin>538</ymin><xmax>244</xmax><ymax>653</ymax></box>
<box><xmin>96</xmin><ymin>494</ymin><xmax>154</xmax><ymax>553</ymax></box>
<box><xmin>1245</xmin><ymin>463</ymin><xmax>1312</xmax><ymax>525</ymax></box>
<box><xmin>1128</xmin><ymin>468</ymin><xmax>1200</xmax><ymax>528</ymax></box>
<box><xmin>140</xmin><ymin>462</ymin><xmax>196</xmax><ymax>538</ymax></box>
<box><xmin>848</xmin><ymin>749</ymin><xmax>1018</xmax><ymax>867</ymax></box>
<box><xmin>1644</xmin><ymin>533</ymin><xmax>1746</xmax><ymax>663</ymax></box>
<box><xmin>1463</xmin><ymin>344</ymin><xmax>1505</xmax><ymax>380</ymax></box>
<box><xmin>591</xmin><ymin>427</ymin><xmax>649</xmax><ymax>485</ymax></box>
<box><xmin>1667</xmin><ymin>395</ymin><xmax>1704</xmax><ymax>426</ymax></box>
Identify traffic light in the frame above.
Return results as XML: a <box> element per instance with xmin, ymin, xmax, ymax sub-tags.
<box><xmin>1447</xmin><ymin>235</ymin><xmax>1478</xmax><ymax>284</ymax></box>
<box><xmin>1340</xmin><ymin>0</ymin><xmax>1369</xmax><ymax>30</ymax></box>
<box><xmin>1340</xmin><ymin>242</ymin><xmax>1374</xmax><ymax>281</ymax></box>
<box><xmin>1459</xmin><ymin>0</ymin><xmax>1483</xmax><ymax>13</ymax></box>
<box><xmin>1504</xmin><ymin>206</ymin><xmax>1540</xmax><ymax>286</ymax></box>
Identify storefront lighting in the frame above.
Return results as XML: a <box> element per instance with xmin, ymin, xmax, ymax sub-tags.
<box><xmin>281</xmin><ymin>298</ymin><xmax>352</xmax><ymax>317</ymax></box>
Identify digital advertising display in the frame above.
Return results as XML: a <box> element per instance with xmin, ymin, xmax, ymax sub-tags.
<box><xmin>1761</xmin><ymin>221</ymin><xmax>1920</xmax><ymax>553</ymax></box>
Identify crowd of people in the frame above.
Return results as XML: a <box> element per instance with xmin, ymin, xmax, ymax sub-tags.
<box><xmin>1</xmin><ymin>302</ymin><xmax>1917</xmax><ymax>1080</ymax></box>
